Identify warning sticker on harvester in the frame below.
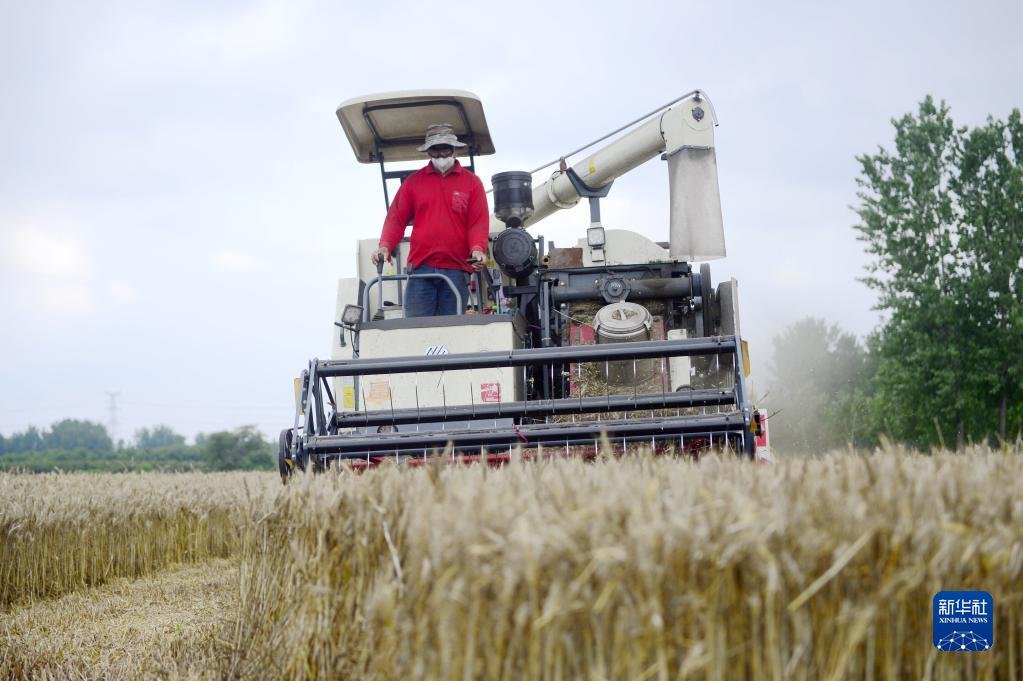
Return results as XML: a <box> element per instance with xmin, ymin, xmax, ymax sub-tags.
<box><xmin>367</xmin><ymin>380</ymin><xmax>391</xmax><ymax>401</ymax></box>
<box><xmin>480</xmin><ymin>383</ymin><xmax>501</xmax><ymax>403</ymax></box>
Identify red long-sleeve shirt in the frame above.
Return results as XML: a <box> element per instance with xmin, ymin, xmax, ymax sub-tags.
<box><xmin>378</xmin><ymin>161</ymin><xmax>490</xmax><ymax>272</ymax></box>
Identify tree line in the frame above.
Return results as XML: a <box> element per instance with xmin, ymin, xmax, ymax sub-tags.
<box><xmin>769</xmin><ymin>97</ymin><xmax>1022</xmax><ymax>452</ymax></box>
<box><xmin>0</xmin><ymin>419</ymin><xmax>273</xmax><ymax>472</ymax></box>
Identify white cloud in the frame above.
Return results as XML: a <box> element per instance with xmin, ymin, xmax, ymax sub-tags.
<box><xmin>33</xmin><ymin>281</ymin><xmax>96</xmax><ymax>311</ymax></box>
<box><xmin>210</xmin><ymin>250</ymin><xmax>268</xmax><ymax>274</ymax></box>
<box><xmin>178</xmin><ymin>0</ymin><xmax>307</xmax><ymax>71</ymax></box>
<box><xmin>104</xmin><ymin>280</ymin><xmax>140</xmax><ymax>304</ymax></box>
<box><xmin>0</xmin><ymin>225</ymin><xmax>143</xmax><ymax>314</ymax></box>
<box><xmin>2</xmin><ymin>228</ymin><xmax>90</xmax><ymax>278</ymax></box>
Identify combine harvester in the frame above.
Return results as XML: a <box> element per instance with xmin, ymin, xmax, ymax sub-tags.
<box><xmin>279</xmin><ymin>89</ymin><xmax>769</xmax><ymax>479</ymax></box>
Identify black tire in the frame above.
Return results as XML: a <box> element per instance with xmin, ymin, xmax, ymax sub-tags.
<box><xmin>699</xmin><ymin>263</ymin><xmax>714</xmax><ymax>337</ymax></box>
<box><xmin>691</xmin><ymin>263</ymin><xmax>716</xmax><ymax>389</ymax></box>
<box><xmin>278</xmin><ymin>429</ymin><xmax>295</xmax><ymax>483</ymax></box>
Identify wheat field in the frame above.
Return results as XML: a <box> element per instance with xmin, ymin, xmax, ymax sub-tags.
<box><xmin>2</xmin><ymin>447</ymin><xmax>1022</xmax><ymax>679</ymax></box>
<box><xmin>0</xmin><ymin>472</ymin><xmax>278</xmax><ymax>610</ymax></box>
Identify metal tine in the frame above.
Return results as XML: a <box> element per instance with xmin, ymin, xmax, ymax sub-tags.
<box><xmin>724</xmin><ymin>352</ymin><xmax>733</xmax><ymax>413</ymax></box>
<box><xmin>664</xmin><ymin>355</ymin><xmax>669</xmax><ymax>398</ymax></box>
<box><xmin>729</xmin><ymin>353</ymin><xmax>736</xmax><ymax>414</ymax></box>
<box><xmin>521</xmin><ymin>363</ymin><xmax>527</xmax><ymax>410</ymax></box>
<box><xmin>728</xmin><ymin>351</ymin><xmax>736</xmax><ymax>404</ymax></box>
<box><xmin>576</xmin><ymin>357</ymin><xmax>581</xmax><ymax>390</ymax></box>
<box><xmin>577</xmin><ymin>364</ymin><xmax>584</xmax><ymax>414</ymax></box>
<box><xmin>469</xmin><ymin>367</ymin><xmax>476</xmax><ymax>421</ymax></box>
<box><xmin>495</xmin><ymin>367</ymin><xmax>501</xmax><ymax>428</ymax></box>
<box><xmin>701</xmin><ymin>362</ymin><xmax>707</xmax><ymax>417</ymax></box>
<box><xmin>624</xmin><ymin>358</ymin><xmax>635</xmax><ymax>417</ymax></box>
<box><xmin>361</xmin><ymin>385</ymin><xmax>370</xmax><ymax>428</ymax></box>
<box><xmin>604</xmin><ymin>359</ymin><xmax>610</xmax><ymax>418</ymax></box>
<box><xmin>549</xmin><ymin>360</ymin><xmax>555</xmax><ymax>410</ymax></box>
<box><xmin>388</xmin><ymin>384</ymin><xmax>396</xmax><ymax>429</ymax></box>
<box><xmin>714</xmin><ymin>352</ymin><xmax>721</xmax><ymax>415</ymax></box>
<box><xmin>675</xmin><ymin>367</ymin><xmax>681</xmax><ymax>417</ymax></box>
<box><xmin>415</xmin><ymin>384</ymin><xmax>421</xmax><ymax>424</ymax></box>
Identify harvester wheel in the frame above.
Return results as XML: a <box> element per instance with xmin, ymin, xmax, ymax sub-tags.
<box><xmin>691</xmin><ymin>263</ymin><xmax>717</xmax><ymax>389</ymax></box>
<box><xmin>707</xmin><ymin>280</ymin><xmax>738</xmax><ymax>390</ymax></box>
<box><xmin>278</xmin><ymin>429</ymin><xmax>296</xmax><ymax>483</ymax></box>
<box><xmin>699</xmin><ymin>263</ymin><xmax>714</xmax><ymax>337</ymax></box>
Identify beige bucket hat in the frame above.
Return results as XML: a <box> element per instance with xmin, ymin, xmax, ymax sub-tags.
<box><xmin>417</xmin><ymin>123</ymin><xmax>467</xmax><ymax>151</ymax></box>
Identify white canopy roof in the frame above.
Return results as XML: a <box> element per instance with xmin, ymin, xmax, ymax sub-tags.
<box><xmin>336</xmin><ymin>89</ymin><xmax>496</xmax><ymax>163</ymax></box>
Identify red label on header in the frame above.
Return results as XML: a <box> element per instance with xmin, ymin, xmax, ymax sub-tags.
<box><xmin>481</xmin><ymin>383</ymin><xmax>501</xmax><ymax>402</ymax></box>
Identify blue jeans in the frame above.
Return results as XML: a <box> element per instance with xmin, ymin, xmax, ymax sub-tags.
<box><xmin>404</xmin><ymin>264</ymin><xmax>469</xmax><ymax>317</ymax></box>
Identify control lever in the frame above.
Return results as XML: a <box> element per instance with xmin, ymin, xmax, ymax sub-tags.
<box><xmin>376</xmin><ymin>259</ymin><xmax>384</xmax><ymax>320</ymax></box>
<box><xmin>466</xmin><ymin>257</ymin><xmax>496</xmax><ymax>311</ymax></box>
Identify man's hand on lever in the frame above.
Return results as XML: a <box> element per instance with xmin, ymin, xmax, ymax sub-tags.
<box><xmin>370</xmin><ymin>246</ymin><xmax>391</xmax><ymax>266</ymax></box>
<box><xmin>469</xmin><ymin>250</ymin><xmax>487</xmax><ymax>271</ymax></box>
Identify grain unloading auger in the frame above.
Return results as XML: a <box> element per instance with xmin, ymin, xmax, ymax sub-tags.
<box><xmin>279</xmin><ymin>89</ymin><xmax>770</xmax><ymax>480</ymax></box>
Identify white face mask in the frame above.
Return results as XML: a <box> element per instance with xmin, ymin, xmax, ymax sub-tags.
<box><xmin>431</xmin><ymin>156</ymin><xmax>455</xmax><ymax>173</ymax></box>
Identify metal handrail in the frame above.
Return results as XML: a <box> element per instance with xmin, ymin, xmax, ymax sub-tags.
<box><xmin>362</xmin><ymin>273</ymin><xmax>464</xmax><ymax>322</ymax></box>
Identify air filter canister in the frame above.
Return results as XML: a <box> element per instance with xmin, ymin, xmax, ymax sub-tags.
<box><xmin>493</xmin><ymin>227</ymin><xmax>538</xmax><ymax>279</ymax></box>
<box><xmin>593</xmin><ymin>302</ymin><xmax>656</xmax><ymax>386</ymax></box>
<box><xmin>491</xmin><ymin>171</ymin><xmax>534</xmax><ymax>227</ymax></box>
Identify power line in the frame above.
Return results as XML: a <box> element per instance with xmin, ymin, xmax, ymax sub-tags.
<box><xmin>105</xmin><ymin>390</ymin><xmax>120</xmax><ymax>440</ymax></box>
<box><xmin>0</xmin><ymin>402</ymin><xmax>285</xmax><ymax>414</ymax></box>
<box><xmin>119</xmin><ymin>401</ymin><xmax>283</xmax><ymax>410</ymax></box>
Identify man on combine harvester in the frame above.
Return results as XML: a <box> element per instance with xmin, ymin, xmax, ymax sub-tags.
<box><xmin>370</xmin><ymin>123</ymin><xmax>489</xmax><ymax>317</ymax></box>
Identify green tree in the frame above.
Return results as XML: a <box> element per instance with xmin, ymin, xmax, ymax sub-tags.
<box><xmin>43</xmin><ymin>419</ymin><xmax>113</xmax><ymax>452</ymax></box>
<box><xmin>6</xmin><ymin>425</ymin><xmax>48</xmax><ymax>452</ymax></box>
<box><xmin>135</xmin><ymin>425</ymin><xmax>186</xmax><ymax>449</ymax></box>
<box><xmin>768</xmin><ymin>318</ymin><xmax>874</xmax><ymax>453</ymax></box>
<box><xmin>855</xmin><ymin>97</ymin><xmax>1023</xmax><ymax>447</ymax></box>
<box><xmin>952</xmin><ymin>111</ymin><xmax>1023</xmax><ymax>441</ymax></box>
<box><xmin>202</xmin><ymin>426</ymin><xmax>273</xmax><ymax>471</ymax></box>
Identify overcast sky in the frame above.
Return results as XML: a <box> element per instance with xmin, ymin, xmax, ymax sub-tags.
<box><xmin>1</xmin><ymin>0</ymin><xmax>1020</xmax><ymax>443</ymax></box>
